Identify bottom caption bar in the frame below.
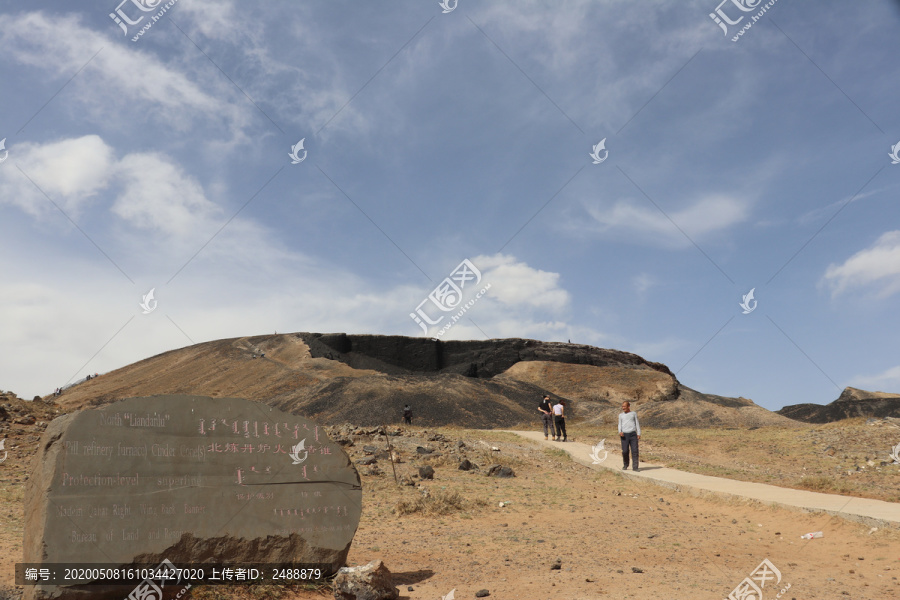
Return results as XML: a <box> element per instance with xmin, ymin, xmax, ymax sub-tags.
<box><xmin>16</xmin><ymin>562</ymin><xmax>332</xmax><ymax>586</ymax></box>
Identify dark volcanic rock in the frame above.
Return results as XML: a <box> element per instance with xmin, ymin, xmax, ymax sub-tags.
<box><xmin>486</xmin><ymin>465</ymin><xmax>515</xmax><ymax>478</ymax></box>
<box><xmin>298</xmin><ymin>333</ymin><xmax>674</xmax><ymax>379</ymax></box>
<box><xmin>778</xmin><ymin>387</ymin><xmax>900</xmax><ymax>423</ymax></box>
<box><xmin>418</xmin><ymin>465</ymin><xmax>435</xmax><ymax>480</ymax></box>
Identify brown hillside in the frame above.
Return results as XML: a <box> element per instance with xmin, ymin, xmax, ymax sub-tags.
<box><xmin>48</xmin><ymin>333</ymin><xmax>790</xmax><ymax>428</ymax></box>
<box><xmin>496</xmin><ymin>361</ymin><xmax>678</xmax><ymax>403</ymax></box>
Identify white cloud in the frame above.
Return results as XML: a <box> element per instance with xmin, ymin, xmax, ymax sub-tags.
<box><xmin>473</xmin><ymin>253</ymin><xmax>570</xmax><ymax>311</ymax></box>
<box><xmin>822</xmin><ymin>231</ymin><xmax>900</xmax><ymax>297</ymax></box>
<box><xmin>0</xmin><ymin>11</ymin><xmax>248</xmax><ymax>136</ymax></box>
<box><xmin>113</xmin><ymin>153</ymin><xmax>221</xmax><ymax>238</ymax></box>
<box><xmin>849</xmin><ymin>365</ymin><xmax>900</xmax><ymax>394</ymax></box>
<box><xmin>0</xmin><ymin>135</ymin><xmax>115</xmax><ymax>217</ymax></box>
<box><xmin>582</xmin><ymin>194</ymin><xmax>747</xmax><ymax>246</ymax></box>
<box><xmin>632</xmin><ymin>273</ymin><xmax>655</xmax><ymax>297</ymax></box>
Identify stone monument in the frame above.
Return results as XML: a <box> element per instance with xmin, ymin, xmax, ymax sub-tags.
<box><xmin>23</xmin><ymin>395</ymin><xmax>361</xmax><ymax>599</ymax></box>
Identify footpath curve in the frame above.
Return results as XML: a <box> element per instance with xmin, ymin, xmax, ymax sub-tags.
<box><xmin>504</xmin><ymin>430</ymin><xmax>900</xmax><ymax>528</ymax></box>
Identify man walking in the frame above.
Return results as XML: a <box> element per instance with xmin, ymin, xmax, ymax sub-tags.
<box><xmin>538</xmin><ymin>394</ymin><xmax>554</xmax><ymax>440</ymax></box>
<box><xmin>618</xmin><ymin>401</ymin><xmax>640</xmax><ymax>471</ymax></box>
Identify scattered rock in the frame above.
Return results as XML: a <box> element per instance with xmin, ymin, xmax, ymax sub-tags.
<box><xmin>14</xmin><ymin>415</ymin><xmax>36</xmax><ymax>425</ymax></box>
<box><xmin>632</xmin><ymin>567</ymin><xmax>643</xmax><ymax>574</ymax></box>
<box><xmin>363</xmin><ymin>445</ymin><xmax>379</xmax><ymax>455</ymax></box>
<box><xmin>333</xmin><ymin>559</ymin><xmax>399</xmax><ymax>600</ymax></box>
<box><xmin>486</xmin><ymin>465</ymin><xmax>515</xmax><ymax>478</ymax></box>
<box><xmin>551</xmin><ymin>559</ymin><xmax>562</xmax><ymax>570</ymax></box>
<box><xmin>356</xmin><ymin>457</ymin><xmax>377</xmax><ymax>465</ymax></box>
<box><xmin>475</xmin><ymin>590</ymin><xmax>490</xmax><ymax>598</ymax></box>
<box><xmin>458</xmin><ymin>459</ymin><xmax>473</xmax><ymax>471</ymax></box>
<box><xmin>418</xmin><ymin>465</ymin><xmax>435</xmax><ymax>480</ymax></box>
<box><xmin>416</xmin><ymin>446</ymin><xmax>434</xmax><ymax>455</ymax></box>
<box><xmin>457</xmin><ymin>440</ymin><xmax>466</xmax><ymax>449</ymax></box>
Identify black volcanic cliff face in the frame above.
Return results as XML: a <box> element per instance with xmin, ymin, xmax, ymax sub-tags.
<box><xmin>298</xmin><ymin>333</ymin><xmax>676</xmax><ymax>380</ymax></box>
<box><xmin>777</xmin><ymin>387</ymin><xmax>900</xmax><ymax>423</ymax></box>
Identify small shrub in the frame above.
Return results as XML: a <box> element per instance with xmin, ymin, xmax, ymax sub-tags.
<box><xmin>393</xmin><ymin>489</ymin><xmax>487</xmax><ymax>516</ymax></box>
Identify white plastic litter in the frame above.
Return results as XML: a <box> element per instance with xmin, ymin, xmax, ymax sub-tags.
<box><xmin>800</xmin><ymin>531</ymin><xmax>823</xmax><ymax>539</ymax></box>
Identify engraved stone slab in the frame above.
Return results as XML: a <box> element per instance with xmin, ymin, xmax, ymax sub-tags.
<box><xmin>24</xmin><ymin>395</ymin><xmax>361</xmax><ymax>599</ymax></box>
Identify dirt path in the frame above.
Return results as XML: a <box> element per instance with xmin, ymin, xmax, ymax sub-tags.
<box><xmin>507</xmin><ymin>430</ymin><xmax>900</xmax><ymax>527</ymax></box>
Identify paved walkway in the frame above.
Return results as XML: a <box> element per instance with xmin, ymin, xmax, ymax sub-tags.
<box><xmin>505</xmin><ymin>430</ymin><xmax>900</xmax><ymax>527</ymax></box>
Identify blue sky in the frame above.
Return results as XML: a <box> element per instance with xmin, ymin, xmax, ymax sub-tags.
<box><xmin>1</xmin><ymin>0</ymin><xmax>899</xmax><ymax>411</ymax></box>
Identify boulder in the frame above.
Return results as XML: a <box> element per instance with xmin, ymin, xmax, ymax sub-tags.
<box><xmin>333</xmin><ymin>560</ymin><xmax>399</xmax><ymax>600</ymax></box>
<box><xmin>24</xmin><ymin>395</ymin><xmax>362</xmax><ymax>600</ymax></box>
<box><xmin>487</xmin><ymin>465</ymin><xmax>515</xmax><ymax>478</ymax></box>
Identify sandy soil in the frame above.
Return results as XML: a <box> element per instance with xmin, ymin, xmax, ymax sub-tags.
<box><xmin>2</xmin><ymin>410</ymin><xmax>899</xmax><ymax>599</ymax></box>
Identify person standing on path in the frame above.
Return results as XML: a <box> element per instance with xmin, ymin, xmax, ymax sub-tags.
<box><xmin>552</xmin><ymin>398</ymin><xmax>567</xmax><ymax>442</ymax></box>
<box><xmin>539</xmin><ymin>394</ymin><xmax>554</xmax><ymax>440</ymax></box>
<box><xmin>618</xmin><ymin>401</ymin><xmax>640</xmax><ymax>470</ymax></box>
<box><xmin>402</xmin><ymin>404</ymin><xmax>412</xmax><ymax>425</ymax></box>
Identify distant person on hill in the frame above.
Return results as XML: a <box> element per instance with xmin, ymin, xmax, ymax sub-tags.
<box><xmin>618</xmin><ymin>401</ymin><xmax>640</xmax><ymax>471</ymax></box>
<box><xmin>539</xmin><ymin>394</ymin><xmax>554</xmax><ymax>440</ymax></box>
<box><xmin>402</xmin><ymin>404</ymin><xmax>412</xmax><ymax>425</ymax></box>
<box><xmin>552</xmin><ymin>399</ymin><xmax>567</xmax><ymax>442</ymax></box>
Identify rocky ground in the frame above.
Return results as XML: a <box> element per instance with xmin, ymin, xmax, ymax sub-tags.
<box><xmin>2</xmin><ymin>401</ymin><xmax>899</xmax><ymax>600</ymax></box>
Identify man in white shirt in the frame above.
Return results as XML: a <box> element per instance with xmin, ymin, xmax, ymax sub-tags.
<box><xmin>552</xmin><ymin>399</ymin><xmax>567</xmax><ymax>442</ymax></box>
<box><xmin>618</xmin><ymin>401</ymin><xmax>640</xmax><ymax>471</ymax></box>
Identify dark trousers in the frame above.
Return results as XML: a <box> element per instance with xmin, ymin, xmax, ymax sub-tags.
<box><xmin>541</xmin><ymin>414</ymin><xmax>554</xmax><ymax>437</ymax></box>
<box><xmin>621</xmin><ymin>431</ymin><xmax>638</xmax><ymax>468</ymax></box>
<box><xmin>554</xmin><ymin>416</ymin><xmax>567</xmax><ymax>440</ymax></box>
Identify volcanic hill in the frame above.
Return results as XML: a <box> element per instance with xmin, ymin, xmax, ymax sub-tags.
<box><xmin>48</xmin><ymin>333</ymin><xmax>796</xmax><ymax>428</ymax></box>
<box><xmin>777</xmin><ymin>386</ymin><xmax>900</xmax><ymax>423</ymax></box>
